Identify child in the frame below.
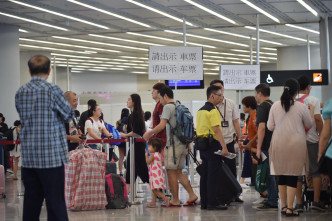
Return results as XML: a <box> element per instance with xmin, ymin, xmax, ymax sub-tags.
<box><xmin>145</xmin><ymin>138</ymin><xmax>169</xmax><ymax>208</ymax></box>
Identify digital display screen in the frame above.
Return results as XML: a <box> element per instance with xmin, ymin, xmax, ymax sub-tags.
<box><xmin>165</xmin><ymin>80</ymin><xmax>204</xmax><ymax>89</ymax></box>
<box><xmin>260</xmin><ymin>69</ymin><xmax>329</xmax><ymax>86</ymax></box>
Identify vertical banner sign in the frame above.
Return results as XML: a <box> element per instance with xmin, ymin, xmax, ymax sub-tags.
<box><xmin>148</xmin><ymin>46</ymin><xmax>203</xmax><ymax>80</ymax></box>
<box><xmin>220</xmin><ymin>65</ymin><xmax>260</xmax><ymax>90</ymax></box>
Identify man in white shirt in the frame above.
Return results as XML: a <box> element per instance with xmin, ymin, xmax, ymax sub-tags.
<box><xmin>295</xmin><ymin>76</ymin><xmax>325</xmax><ymax>212</ymax></box>
<box><xmin>210</xmin><ymin>80</ymin><xmax>242</xmax><ymax>203</ymax></box>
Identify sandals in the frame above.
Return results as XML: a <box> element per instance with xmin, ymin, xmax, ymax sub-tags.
<box><xmin>281</xmin><ymin>206</ymin><xmax>287</xmax><ymax>215</ymax></box>
<box><xmin>286</xmin><ymin>208</ymin><xmax>299</xmax><ymax>217</ymax></box>
<box><xmin>147</xmin><ymin>202</ymin><xmax>157</xmax><ymax>208</ymax></box>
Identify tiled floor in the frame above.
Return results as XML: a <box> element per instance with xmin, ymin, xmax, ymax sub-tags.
<box><xmin>1</xmin><ymin>172</ymin><xmax>332</xmax><ymax>221</ymax></box>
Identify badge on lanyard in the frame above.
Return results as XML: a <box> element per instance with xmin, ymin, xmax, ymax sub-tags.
<box><xmin>219</xmin><ymin>100</ymin><xmax>229</xmax><ymax>128</ymax></box>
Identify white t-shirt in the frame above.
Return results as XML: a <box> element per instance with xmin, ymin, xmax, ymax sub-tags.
<box><xmin>216</xmin><ymin>97</ymin><xmax>240</xmax><ymax>144</ymax></box>
<box><xmin>298</xmin><ymin>93</ymin><xmax>321</xmax><ymax>143</ymax></box>
<box><xmin>85</xmin><ymin>118</ymin><xmax>105</xmax><ymax>140</ymax></box>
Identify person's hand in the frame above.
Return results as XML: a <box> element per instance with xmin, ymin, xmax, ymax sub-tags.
<box><xmin>318</xmin><ymin>153</ymin><xmax>323</xmax><ymax>162</ymax></box>
<box><xmin>239</xmin><ymin>135</ymin><xmax>247</xmax><ymax>141</ymax></box>
<box><xmin>145</xmin><ymin>152</ymin><xmax>149</xmax><ymax>158</ymax></box>
<box><xmin>256</xmin><ymin>149</ymin><xmax>261</xmax><ymax>160</ymax></box>
<box><xmin>221</xmin><ymin>147</ymin><xmax>229</xmax><ymax>157</ymax></box>
<box><xmin>187</xmin><ymin>145</ymin><xmax>192</xmax><ymax>152</ymax></box>
<box><xmin>143</xmin><ymin>131</ymin><xmax>151</xmax><ymax>141</ymax></box>
<box><xmin>119</xmin><ymin>132</ymin><xmax>126</xmax><ymax>138</ymax></box>
<box><xmin>70</xmin><ymin>135</ymin><xmax>82</xmax><ymax>143</ymax></box>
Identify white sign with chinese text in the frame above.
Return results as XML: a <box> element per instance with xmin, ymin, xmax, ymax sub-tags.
<box><xmin>149</xmin><ymin>46</ymin><xmax>203</xmax><ymax>80</ymax></box>
<box><xmin>220</xmin><ymin>65</ymin><xmax>260</xmax><ymax>90</ymax></box>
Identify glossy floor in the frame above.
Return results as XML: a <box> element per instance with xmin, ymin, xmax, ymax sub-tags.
<box><xmin>1</xmin><ymin>172</ymin><xmax>331</xmax><ymax>221</ymax></box>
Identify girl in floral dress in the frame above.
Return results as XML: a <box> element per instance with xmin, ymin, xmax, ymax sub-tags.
<box><xmin>145</xmin><ymin>138</ymin><xmax>169</xmax><ymax>207</ymax></box>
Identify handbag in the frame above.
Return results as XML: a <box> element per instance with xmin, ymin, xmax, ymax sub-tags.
<box><xmin>318</xmin><ymin>139</ymin><xmax>332</xmax><ymax>174</ymax></box>
<box><xmin>255</xmin><ymin>162</ymin><xmax>268</xmax><ymax>193</ymax></box>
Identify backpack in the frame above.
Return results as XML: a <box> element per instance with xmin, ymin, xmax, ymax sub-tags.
<box><xmin>296</xmin><ymin>94</ymin><xmax>310</xmax><ymax>132</ymax></box>
<box><xmin>3</xmin><ymin>127</ymin><xmax>16</xmax><ymax>151</ymax></box>
<box><xmin>103</xmin><ymin>123</ymin><xmax>121</xmax><ymax>145</ymax></box>
<box><xmin>105</xmin><ymin>173</ymin><xmax>129</xmax><ymax>209</ymax></box>
<box><xmin>169</xmin><ymin>101</ymin><xmax>195</xmax><ymax>145</ymax></box>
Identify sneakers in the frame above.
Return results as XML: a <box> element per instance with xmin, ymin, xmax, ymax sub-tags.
<box><xmin>312</xmin><ymin>201</ymin><xmax>326</xmax><ymax>211</ymax></box>
<box><xmin>294</xmin><ymin>204</ymin><xmax>304</xmax><ymax>213</ymax></box>
<box><xmin>256</xmin><ymin>202</ymin><xmax>278</xmax><ymax>211</ymax></box>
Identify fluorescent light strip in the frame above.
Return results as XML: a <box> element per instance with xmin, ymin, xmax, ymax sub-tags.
<box><xmin>71</xmin><ymin>70</ymin><xmax>82</xmax><ymax>73</ymax></box>
<box><xmin>296</xmin><ymin>0</ymin><xmax>318</xmax><ymax>16</ymax></box>
<box><xmin>20</xmin><ymin>44</ymin><xmax>95</xmax><ymax>54</ymax></box>
<box><xmin>89</xmin><ymin>34</ymin><xmax>162</xmax><ymax>46</ymax></box>
<box><xmin>127</xmin><ymin>32</ymin><xmax>216</xmax><ymax>48</ymax></box>
<box><xmin>50</xmin><ymin>53</ymin><xmax>111</xmax><ymax>60</ymax></box>
<box><xmin>19</xmin><ymin>29</ymin><xmax>28</xmax><ymax>33</ymax></box>
<box><xmin>165</xmin><ymin>30</ymin><xmax>248</xmax><ymax>47</ymax></box>
<box><xmin>205</xmin><ymin>72</ymin><xmax>219</xmax><ymax>75</ymax></box>
<box><xmin>231</xmin><ymin>49</ymin><xmax>277</xmax><ymax>55</ymax></box>
<box><xmin>262</xmin><ymin>47</ymin><xmax>277</xmax><ymax>51</ymax></box>
<box><xmin>9</xmin><ymin>0</ymin><xmax>109</xmax><ymax>30</ymax></box>
<box><xmin>66</xmin><ymin>0</ymin><xmax>150</xmax><ymax>28</ymax></box>
<box><xmin>241</xmin><ymin>0</ymin><xmax>280</xmax><ymax>23</ymax></box>
<box><xmin>131</xmin><ymin>72</ymin><xmax>147</xmax><ymax>74</ymax></box>
<box><xmin>205</xmin><ymin>28</ymin><xmax>283</xmax><ymax>45</ymax></box>
<box><xmin>184</xmin><ymin>0</ymin><xmax>236</xmax><ymax>24</ymax></box>
<box><xmin>52</xmin><ymin>36</ymin><xmax>148</xmax><ymax>51</ymax></box>
<box><xmin>126</xmin><ymin>0</ymin><xmax>193</xmax><ymax>26</ymax></box>
<box><xmin>19</xmin><ymin>38</ymin><xmax>121</xmax><ymax>53</ymax></box>
<box><xmin>120</xmin><ymin>56</ymin><xmax>148</xmax><ymax>60</ymax></box>
<box><xmin>285</xmin><ymin>24</ymin><xmax>319</xmax><ymax>34</ymax></box>
<box><xmin>0</xmin><ymin>12</ymin><xmax>68</xmax><ymax>31</ymax></box>
<box><xmin>245</xmin><ymin>26</ymin><xmax>317</xmax><ymax>43</ymax></box>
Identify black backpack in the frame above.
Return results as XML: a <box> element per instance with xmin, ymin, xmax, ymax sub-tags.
<box><xmin>105</xmin><ymin>174</ymin><xmax>129</xmax><ymax>209</ymax></box>
<box><xmin>3</xmin><ymin>127</ymin><xmax>16</xmax><ymax>151</ymax></box>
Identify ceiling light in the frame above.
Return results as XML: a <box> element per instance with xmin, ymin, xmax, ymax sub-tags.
<box><xmin>184</xmin><ymin>0</ymin><xmax>236</xmax><ymax>24</ymax></box>
<box><xmin>88</xmin><ymin>69</ymin><xmax>104</xmax><ymax>72</ymax></box>
<box><xmin>20</xmin><ymin>44</ymin><xmax>95</xmax><ymax>54</ymax></box>
<box><xmin>66</xmin><ymin>0</ymin><xmax>151</xmax><ymax>28</ymax></box>
<box><xmin>71</xmin><ymin>70</ymin><xmax>82</xmax><ymax>73</ymax></box>
<box><xmin>120</xmin><ymin>56</ymin><xmax>148</xmax><ymax>60</ymax></box>
<box><xmin>205</xmin><ymin>28</ymin><xmax>283</xmax><ymax>45</ymax></box>
<box><xmin>285</xmin><ymin>24</ymin><xmax>319</xmax><ymax>34</ymax></box>
<box><xmin>231</xmin><ymin>49</ymin><xmax>277</xmax><ymax>56</ymax></box>
<box><xmin>109</xmin><ymin>68</ymin><xmax>125</xmax><ymax>70</ymax></box>
<box><xmin>0</xmin><ymin>12</ymin><xmax>68</xmax><ymax>31</ymax></box>
<box><xmin>241</xmin><ymin>0</ymin><xmax>280</xmax><ymax>23</ymax></box>
<box><xmin>245</xmin><ymin>26</ymin><xmax>317</xmax><ymax>43</ymax></box>
<box><xmin>126</xmin><ymin>32</ymin><xmax>216</xmax><ymax>48</ymax></box>
<box><xmin>52</xmin><ymin>36</ymin><xmax>148</xmax><ymax>51</ymax></box>
<box><xmin>19</xmin><ymin>29</ymin><xmax>28</xmax><ymax>33</ymax></box>
<box><xmin>131</xmin><ymin>72</ymin><xmax>147</xmax><ymax>74</ymax></box>
<box><xmin>205</xmin><ymin>63</ymin><xmax>219</xmax><ymax>65</ymax></box>
<box><xmin>165</xmin><ymin>30</ymin><xmax>248</xmax><ymax>47</ymax></box>
<box><xmin>50</xmin><ymin>53</ymin><xmax>110</xmax><ymax>60</ymax></box>
<box><xmin>262</xmin><ymin>47</ymin><xmax>277</xmax><ymax>51</ymax></box>
<box><xmin>126</xmin><ymin>0</ymin><xmax>193</xmax><ymax>26</ymax></box>
<box><xmin>9</xmin><ymin>0</ymin><xmax>109</xmax><ymax>29</ymax></box>
<box><xmin>205</xmin><ymin>72</ymin><xmax>219</xmax><ymax>75</ymax></box>
<box><xmin>296</xmin><ymin>0</ymin><xmax>318</xmax><ymax>16</ymax></box>
<box><xmin>89</xmin><ymin>34</ymin><xmax>162</xmax><ymax>46</ymax></box>
<box><xmin>19</xmin><ymin>38</ymin><xmax>121</xmax><ymax>53</ymax></box>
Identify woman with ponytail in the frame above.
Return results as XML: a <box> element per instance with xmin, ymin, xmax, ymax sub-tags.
<box><xmin>267</xmin><ymin>78</ymin><xmax>314</xmax><ymax>216</ymax></box>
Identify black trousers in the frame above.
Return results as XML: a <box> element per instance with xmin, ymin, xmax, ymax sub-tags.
<box><xmin>222</xmin><ymin>141</ymin><xmax>237</xmax><ymax>177</ymax></box>
<box><xmin>125</xmin><ymin>142</ymin><xmax>149</xmax><ymax>184</ymax></box>
<box><xmin>22</xmin><ymin>165</ymin><xmax>68</xmax><ymax>221</ymax></box>
<box><xmin>199</xmin><ymin>149</ymin><xmax>223</xmax><ymax>207</ymax></box>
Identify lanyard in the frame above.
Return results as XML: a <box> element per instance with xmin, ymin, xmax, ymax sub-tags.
<box><xmin>217</xmin><ymin>99</ymin><xmax>227</xmax><ymax>120</ymax></box>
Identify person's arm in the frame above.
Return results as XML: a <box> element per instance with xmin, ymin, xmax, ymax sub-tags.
<box><xmin>242</xmin><ymin>134</ymin><xmax>258</xmax><ymax>150</ymax></box>
<box><xmin>53</xmin><ymin>86</ymin><xmax>74</xmax><ymax>122</ymax></box>
<box><xmin>145</xmin><ymin>153</ymin><xmax>154</xmax><ymax>165</ymax></box>
<box><xmin>102</xmin><ymin>127</ymin><xmax>112</xmax><ymax>138</ymax></box>
<box><xmin>212</xmin><ymin>125</ymin><xmax>228</xmax><ymax>156</ymax></box>
<box><xmin>314</xmin><ymin>114</ymin><xmax>323</xmax><ymax>135</ymax></box>
<box><xmin>233</xmin><ymin>119</ymin><xmax>242</xmax><ymax>141</ymax></box>
<box><xmin>120</xmin><ymin>131</ymin><xmax>140</xmax><ymax>138</ymax></box>
<box><xmin>87</xmin><ymin>128</ymin><xmax>101</xmax><ymax>139</ymax></box>
<box><xmin>318</xmin><ymin>118</ymin><xmax>331</xmax><ymax>161</ymax></box>
<box><xmin>143</xmin><ymin>119</ymin><xmax>167</xmax><ymax>141</ymax></box>
<box><xmin>256</xmin><ymin>122</ymin><xmax>266</xmax><ymax>159</ymax></box>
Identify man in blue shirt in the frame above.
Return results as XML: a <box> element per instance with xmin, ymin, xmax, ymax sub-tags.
<box><xmin>15</xmin><ymin>55</ymin><xmax>74</xmax><ymax>221</ymax></box>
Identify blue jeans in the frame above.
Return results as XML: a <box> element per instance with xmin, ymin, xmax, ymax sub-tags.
<box><xmin>262</xmin><ymin>150</ymin><xmax>279</xmax><ymax>206</ymax></box>
<box><xmin>89</xmin><ymin>144</ymin><xmax>98</xmax><ymax>150</ymax></box>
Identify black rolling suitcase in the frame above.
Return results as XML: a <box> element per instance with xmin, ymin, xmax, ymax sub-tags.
<box><xmin>106</xmin><ymin>161</ymin><xmax>117</xmax><ymax>175</ymax></box>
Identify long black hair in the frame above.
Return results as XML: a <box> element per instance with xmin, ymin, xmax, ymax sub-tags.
<box><xmin>88</xmin><ymin>104</ymin><xmax>98</xmax><ymax>117</ymax></box>
<box><xmin>130</xmin><ymin>94</ymin><xmax>145</xmax><ymax>133</ymax></box>
<box><xmin>280</xmin><ymin>78</ymin><xmax>299</xmax><ymax>112</ymax></box>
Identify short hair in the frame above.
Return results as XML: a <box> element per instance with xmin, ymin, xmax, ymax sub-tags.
<box><xmin>74</xmin><ymin>110</ymin><xmax>80</xmax><ymax>118</ymax></box>
<box><xmin>14</xmin><ymin>120</ymin><xmax>21</xmax><ymax>127</ymax></box>
<box><xmin>144</xmin><ymin>111</ymin><xmax>151</xmax><ymax>121</ymax></box>
<box><xmin>255</xmin><ymin>83</ymin><xmax>270</xmax><ymax>97</ymax></box>
<box><xmin>64</xmin><ymin>91</ymin><xmax>77</xmax><ymax>100</ymax></box>
<box><xmin>160</xmin><ymin>86</ymin><xmax>174</xmax><ymax>99</ymax></box>
<box><xmin>206</xmin><ymin>85</ymin><xmax>221</xmax><ymax>100</ymax></box>
<box><xmin>28</xmin><ymin>55</ymin><xmax>50</xmax><ymax>75</ymax></box>
<box><xmin>240</xmin><ymin>113</ymin><xmax>245</xmax><ymax>120</ymax></box>
<box><xmin>210</xmin><ymin>79</ymin><xmax>224</xmax><ymax>86</ymax></box>
<box><xmin>152</xmin><ymin>82</ymin><xmax>166</xmax><ymax>92</ymax></box>
<box><xmin>297</xmin><ymin>76</ymin><xmax>310</xmax><ymax>91</ymax></box>
<box><xmin>87</xmin><ymin>99</ymin><xmax>96</xmax><ymax>107</ymax></box>
<box><xmin>148</xmin><ymin>138</ymin><xmax>163</xmax><ymax>153</ymax></box>
<box><xmin>242</xmin><ymin>96</ymin><xmax>257</xmax><ymax>110</ymax></box>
